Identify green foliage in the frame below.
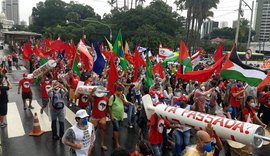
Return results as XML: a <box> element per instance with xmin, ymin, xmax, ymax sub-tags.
<box><xmin>30</xmin><ymin>0</ymin><xmax>99</xmax><ymax>34</ymax></box>
<box><xmin>9</xmin><ymin>25</ymin><xmax>29</xmax><ymax>31</ymax></box>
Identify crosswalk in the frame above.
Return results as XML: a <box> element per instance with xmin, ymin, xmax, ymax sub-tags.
<box><xmin>6</xmin><ymin>100</ymin><xmax>76</xmax><ymax>138</ymax></box>
<box><xmin>9</xmin><ymin>65</ymin><xmax>27</xmax><ymax>71</ymax></box>
<box><xmin>5</xmin><ymin>99</ymin><xmax>128</xmax><ymax>139</ymax></box>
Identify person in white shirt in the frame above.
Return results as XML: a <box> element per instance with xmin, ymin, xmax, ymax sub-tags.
<box><xmin>62</xmin><ymin>109</ymin><xmax>95</xmax><ymax>156</ymax></box>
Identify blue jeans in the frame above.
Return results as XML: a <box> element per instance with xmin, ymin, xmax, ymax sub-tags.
<box><xmin>151</xmin><ymin>144</ymin><xmax>161</xmax><ymax>156</ymax></box>
<box><xmin>173</xmin><ymin>129</ymin><xmax>191</xmax><ymax>156</ymax></box>
<box><xmin>135</xmin><ymin>95</ymin><xmax>141</xmax><ymax>105</ymax></box>
<box><xmin>127</xmin><ymin>104</ymin><xmax>135</xmax><ymax>126</ymax></box>
<box><xmin>232</xmin><ymin>107</ymin><xmax>241</xmax><ymax>119</ymax></box>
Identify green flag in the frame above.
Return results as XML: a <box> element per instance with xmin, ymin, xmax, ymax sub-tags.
<box><xmin>72</xmin><ymin>56</ymin><xmax>81</xmax><ymax>76</ymax></box>
<box><xmin>145</xmin><ymin>52</ymin><xmax>153</xmax><ymax>88</ymax></box>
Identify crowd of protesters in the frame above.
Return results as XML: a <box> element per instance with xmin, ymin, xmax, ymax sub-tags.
<box><xmin>1</xmin><ymin>40</ymin><xmax>270</xmax><ymax>156</ymax></box>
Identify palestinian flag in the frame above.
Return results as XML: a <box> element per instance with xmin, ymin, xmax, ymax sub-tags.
<box><xmin>178</xmin><ymin>40</ymin><xmax>192</xmax><ymax>73</ymax></box>
<box><xmin>220</xmin><ymin>46</ymin><xmax>267</xmax><ymax>86</ymax></box>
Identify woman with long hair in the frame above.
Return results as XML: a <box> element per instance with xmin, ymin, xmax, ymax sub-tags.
<box><xmin>242</xmin><ymin>96</ymin><xmax>268</xmax><ymax>128</ymax></box>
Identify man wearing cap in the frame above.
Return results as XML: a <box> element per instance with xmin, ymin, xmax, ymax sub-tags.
<box><xmin>62</xmin><ymin>109</ymin><xmax>95</xmax><ymax>156</ymax></box>
<box><xmin>173</xmin><ymin>95</ymin><xmax>191</xmax><ymax>156</ymax></box>
<box><xmin>109</xmin><ymin>85</ymin><xmax>132</xmax><ymax>148</ymax></box>
<box><xmin>18</xmin><ymin>73</ymin><xmax>34</xmax><ymax>110</ymax></box>
<box><xmin>40</xmin><ymin>76</ymin><xmax>52</xmax><ymax>114</ymax></box>
<box><xmin>89</xmin><ymin>87</ymin><xmax>109</xmax><ymax>150</ymax></box>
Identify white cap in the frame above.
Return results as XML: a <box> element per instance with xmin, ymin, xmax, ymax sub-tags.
<box><xmin>75</xmin><ymin>109</ymin><xmax>89</xmax><ymax>118</ymax></box>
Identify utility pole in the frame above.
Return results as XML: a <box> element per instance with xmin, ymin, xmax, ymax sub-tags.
<box><xmin>235</xmin><ymin>0</ymin><xmax>242</xmax><ymax>46</ymax></box>
<box><xmin>246</xmin><ymin>1</ymin><xmax>254</xmax><ymax>49</ymax></box>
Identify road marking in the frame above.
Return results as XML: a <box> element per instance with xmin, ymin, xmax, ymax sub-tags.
<box><xmin>11</xmin><ymin>66</ymin><xmax>17</xmax><ymax>71</ymax></box>
<box><xmin>65</xmin><ymin>106</ymin><xmax>76</xmax><ymax>125</ymax></box>
<box><xmin>19</xmin><ymin>66</ymin><xmax>27</xmax><ymax>71</ymax></box>
<box><xmin>7</xmin><ymin>102</ymin><xmax>25</xmax><ymax>138</ymax></box>
<box><xmin>30</xmin><ymin>100</ymin><xmax>51</xmax><ymax>132</ymax></box>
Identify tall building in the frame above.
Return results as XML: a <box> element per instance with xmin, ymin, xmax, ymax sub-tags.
<box><xmin>29</xmin><ymin>15</ymin><xmax>33</xmax><ymax>25</ymax></box>
<box><xmin>254</xmin><ymin>0</ymin><xmax>270</xmax><ymax>41</ymax></box>
<box><xmin>219</xmin><ymin>21</ymin><xmax>228</xmax><ymax>28</ymax></box>
<box><xmin>232</xmin><ymin>20</ymin><xmax>238</xmax><ymax>28</ymax></box>
<box><xmin>201</xmin><ymin>20</ymin><xmax>219</xmax><ymax>38</ymax></box>
<box><xmin>1</xmin><ymin>0</ymin><xmax>19</xmax><ymax>25</ymax></box>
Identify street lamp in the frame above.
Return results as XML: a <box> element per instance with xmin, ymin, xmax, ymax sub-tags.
<box><xmin>66</xmin><ymin>20</ymin><xmax>85</xmax><ymax>39</ymax></box>
<box><xmin>82</xmin><ymin>19</ymin><xmax>112</xmax><ymax>41</ymax></box>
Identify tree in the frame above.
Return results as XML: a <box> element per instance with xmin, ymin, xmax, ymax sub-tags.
<box><xmin>174</xmin><ymin>0</ymin><xmax>220</xmax><ymax>51</ymax></box>
<box><xmin>29</xmin><ymin>0</ymin><xmax>99</xmax><ymax>33</ymax></box>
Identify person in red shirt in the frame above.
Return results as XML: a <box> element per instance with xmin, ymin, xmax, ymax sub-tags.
<box><xmin>40</xmin><ymin>76</ymin><xmax>52</xmax><ymax>114</ymax></box>
<box><xmin>76</xmin><ymin>80</ymin><xmax>91</xmax><ymax>109</ymax></box>
<box><xmin>68</xmin><ymin>72</ymin><xmax>80</xmax><ymax>107</ymax></box>
<box><xmin>242</xmin><ymin>96</ymin><xmax>267</xmax><ymax>128</ymax></box>
<box><xmin>148</xmin><ymin>113</ymin><xmax>179</xmax><ymax>156</ymax></box>
<box><xmin>230</xmin><ymin>80</ymin><xmax>245</xmax><ymax>119</ymax></box>
<box><xmin>90</xmin><ymin>87</ymin><xmax>109</xmax><ymax>151</ymax></box>
<box><xmin>18</xmin><ymin>73</ymin><xmax>34</xmax><ymax>110</ymax></box>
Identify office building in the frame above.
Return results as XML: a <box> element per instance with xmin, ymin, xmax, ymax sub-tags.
<box><xmin>219</xmin><ymin>21</ymin><xmax>228</xmax><ymax>28</ymax></box>
<box><xmin>232</xmin><ymin>20</ymin><xmax>238</xmax><ymax>28</ymax></box>
<box><xmin>1</xmin><ymin>0</ymin><xmax>19</xmax><ymax>25</ymax></box>
<box><xmin>201</xmin><ymin>20</ymin><xmax>219</xmax><ymax>38</ymax></box>
<box><xmin>254</xmin><ymin>0</ymin><xmax>270</xmax><ymax>41</ymax></box>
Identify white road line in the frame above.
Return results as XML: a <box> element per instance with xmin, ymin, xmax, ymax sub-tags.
<box><xmin>65</xmin><ymin>106</ymin><xmax>76</xmax><ymax>125</ymax></box>
<box><xmin>30</xmin><ymin>100</ymin><xmax>51</xmax><ymax>132</ymax></box>
<box><xmin>19</xmin><ymin>66</ymin><xmax>27</xmax><ymax>71</ymax></box>
<box><xmin>7</xmin><ymin>102</ymin><xmax>25</xmax><ymax>138</ymax></box>
<box><xmin>11</xmin><ymin>66</ymin><xmax>17</xmax><ymax>71</ymax></box>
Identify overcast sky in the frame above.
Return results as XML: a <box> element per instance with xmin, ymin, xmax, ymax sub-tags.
<box><xmin>10</xmin><ymin>0</ymin><xmax>255</xmax><ymax>27</ymax></box>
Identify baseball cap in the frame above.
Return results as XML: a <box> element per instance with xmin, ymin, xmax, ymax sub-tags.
<box><xmin>75</xmin><ymin>109</ymin><xmax>89</xmax><ymax>118</ymax></box>
<box><xmin>179</xmin><ymin>95</ymin><xmax>187</xmax><ymax>101</ymax></box>
<box><xmin>23</xmin><ymin>73</ymin><xmax>28</xmax><ymax>77</ymax></box>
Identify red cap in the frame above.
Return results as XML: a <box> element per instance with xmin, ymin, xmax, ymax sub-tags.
<box><xmin>149</xmin><ymin>91</ymin><xmax>156</xmax><ymax>96</ymax></box>
<box><xmin>45</xmin><ymin>77</ymin><xmax>49</xmax><ymax>81</ymax></box>
<box><xmin>23</xmin><ymin>73</ymin><xmax>28</xmax><ymax>77</ymax></box>
<box><xmin>178</xmin><ymin>95</ymin><xmax>187</xmax><ymax>102</ymax></box>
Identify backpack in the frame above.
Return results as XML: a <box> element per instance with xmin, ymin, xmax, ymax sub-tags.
<box><xmin>51</xmin><ymin>90</ymin><xmax>65</xmax><ymax>110</ymax></box>
<box><xmin>112</xmin><ymin>94</ymin><xmax>129</xmax><ymax>113</ymax></box>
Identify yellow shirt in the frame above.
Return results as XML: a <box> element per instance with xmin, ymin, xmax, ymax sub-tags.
<box><xmin>184</xmin><ymin>145</ymin><xmax>213</xmax><ymax>156</ymax></box>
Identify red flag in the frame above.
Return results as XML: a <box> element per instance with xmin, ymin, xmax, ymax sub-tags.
<box><xmin>22</xmin><ymin>42</ymin><xmax>33</xmax><ymax>60</ymax></box>
<box><xmin>153</xmin><ymin>62</ymin><xmax>165</xmax><ymax>79</ymax></box>
<box><xmin>107</xmin><ymin>58</ymin><xmax>119</xmax><ymax>95</ymax></box>
<box><xmin>124</xmin><ymin>53</ymin><xmax>134</xmax><ymax>65</ymax></box>
<box><xmin>214</xmin><ymin>43</ymin><xmax>223</xmax><ymax>76</ymax></box>
<box><xmin>33</xmin><ymin>47</ymin><xmax>45</xmax><ymax>58</ymax></box>
<box><xmin>103</xmin><ymin>50</ymin><xmax>117</xmax><ymax>60</ymax></box>
<box><xmin>258</xmin><ymin>72</ymin><xmax>270</xmax><ymax>91</ymax></box>
<box><xmin>78</xmin><ymin>40</ymin><xmax>93</xmax><ymax>71</ymax></box>
<box><xmin>50</xmin><ymin>39</ymin><xmax>66</xmax><ymax>51</ymax></box>
<box><xmin>176</xmin><ymin>56</ymin><xmax>225</xmax><ymax>82</ymax></box>
<box><xmin>133</xmin><ymin>48</ymin><xmax>140</xmax><ymax>82</ymax></box>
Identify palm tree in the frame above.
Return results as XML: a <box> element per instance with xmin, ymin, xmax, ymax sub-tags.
<box><xmin>175</xmin><ymin>0</ymin><xmax>219</xmax><ymax>51</ymax></box>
